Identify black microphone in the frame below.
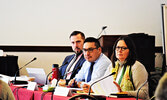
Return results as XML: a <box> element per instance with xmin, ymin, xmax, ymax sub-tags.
<box><xmin>12</xmin><ymin>57</ymin><xmax>37</xmax><ymax>84</ymax></box>
<box><xmin>88</xmin><ymin>72</ymin><xmax>116</xmax><ymax>95</ymax></box>
<box><xmin>102</xmin><ymin>26</ymin><xmax>107</xmax><ymax>30</ymax></box>
<box><xmin>64</xmin><ymin>66</ymin><xmax>82</xmax><ymax>79</ymax></box>
<box><xmin>65</xmin><ymin>66</ymin><xmax>82</xmax><ymax>87</ymax></box>
<box><xmin>136</xmin><ymin>79</ymin><xmax>148</xmax><ymax>100</ymax></box>
<box><xmin>60</xmin><ymin>61</ymin><xmax>69</xmax><ymax>79</ymax></box>
<box><xmin>61</xmin><ymin>61</ymin><xmax>69</xmax><ymax>68</ymax></box>
<box><xmin>97</xmin><ymin>26</ymin><xmax>108</xmax><ymax>38</ymax></box>
<box><xmin>58</xmin><ymin>65</ymin><xmax>82</xmax><ymax>87</ymax></box>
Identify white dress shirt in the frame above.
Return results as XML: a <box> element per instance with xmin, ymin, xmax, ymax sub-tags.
<box><xmin>74</xmin><ymin>53</ymin><xmax>111</xmax><ymax>84</ymax></box>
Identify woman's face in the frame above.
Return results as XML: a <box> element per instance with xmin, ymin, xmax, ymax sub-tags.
<box><xmin>115</xmin><ymin>40</ymin><xmax>129</xmax><ymax>61</ymax></box>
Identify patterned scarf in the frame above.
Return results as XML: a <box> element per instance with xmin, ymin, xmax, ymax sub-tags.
<box><xmin>111</xmin><ymin>61</ymin><xmax>135</xmax><ymax>91</ymax></box>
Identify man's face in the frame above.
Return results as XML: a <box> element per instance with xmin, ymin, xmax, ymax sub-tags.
<box><xmin>83</xmin><ymin>42</ymin><xmax>101</xmax><ymax>62</ymax></box>
<box><xmin>70</xmin><ymin>34</ymin><xmax>84</xmax><ymax>54</ymax></box>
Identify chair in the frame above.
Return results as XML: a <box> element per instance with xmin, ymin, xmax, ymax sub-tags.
<box><xmin>69</xmin><ymin>94</ymin><xmax>98</xmax><ymax>100</ymax></box>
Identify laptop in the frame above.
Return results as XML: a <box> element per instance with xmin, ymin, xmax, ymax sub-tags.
<box><xmin>26</xmin><ymin>68</ymin><xmax>48</xmax><ymax>85</ymax></box>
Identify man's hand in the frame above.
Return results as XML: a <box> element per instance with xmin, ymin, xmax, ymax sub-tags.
<box><xmin>58</xmin><ymin>79</ymin><xmax>66</xmax><ymax>87</ymax></box>
<box><xmin>82</xmin><ymin>84</ymin><xmax>93</xmax><ymax>93</ymax></box>
<box><xmin>77</xmin><ymin>81</ymin><xmax>82</xmax><ymax>88</ymax></box>
<box><xmin>68</xmin><ymin>79</ymin><xmax>76</xmax><ymax>87</ymax></box>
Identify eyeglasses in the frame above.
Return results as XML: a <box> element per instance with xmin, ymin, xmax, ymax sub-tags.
<box><xmin>83</xmin><ymin>48</ymin><xmax>98</xmax><ymax>53</ymax></box>
<box><xmin>116</xmin><ymin>46</ymin><xmax>128</xmax><ymax>51</ymax></box>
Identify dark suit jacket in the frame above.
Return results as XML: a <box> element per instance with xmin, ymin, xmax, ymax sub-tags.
<box><xmin>59</xmin><ymin>53</ymin><xmax>85</xmax><ymax>80</ymax></box>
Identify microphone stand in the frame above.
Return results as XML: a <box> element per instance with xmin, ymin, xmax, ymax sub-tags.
<box><xmin>88</xmin><ymin>72</ymin><xmax>116</xmax><ymax>95</ymax></box>
<box><xmin>50</xmin><ymin>78</ymin><xmax>61</xmax><ymax>100</ymax></box>
<box><xmin>50</xmin><ymin>66</ymin><xmax>82</xmax><ymax>99</ymax></box>
<box><xmin>45</xmin><ymin>71</ymin><xmax>53</xmax><ymax>85</ymax></box>
<box><xmin>97</xmin><ymin>26</ymin><xmax>107</xmax><ymax>38</ymax></box>
<box><xmin>136</xmin><ymin>79</ymin><xmax>148</xmax><ymax>100</ymax></box>
<box><xmin>12</xmin><ymin>57</ymin><xmax>37</xmax><ymax>84</ymax></box>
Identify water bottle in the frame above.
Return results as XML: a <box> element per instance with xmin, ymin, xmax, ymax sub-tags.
<box><xmin>51</xmin><ymin>64</ymin><xmax>59</xmax><ymax>80</ymax></box>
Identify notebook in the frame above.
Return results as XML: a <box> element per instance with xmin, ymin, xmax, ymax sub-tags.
<box><xmin>26</xmin><ymin>68</ymin><xmax>48</xmax><ymax>85</ymax></box>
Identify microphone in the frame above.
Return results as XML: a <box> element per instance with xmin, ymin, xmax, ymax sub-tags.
<box><xmin>97</xmin><ymin>26</ymin><xmax>108</xmax><ymax>38</ymax></box>
<box><xmin>65</xmin><ymin>66</ymin><xmax>82</xmax><ymax>87</ymax></box>
<box><xmin>88</xmin><ymin>72</ymin><xmax>116</xmax><ymax>95</ymax></box>
<box><xmin>64</xmin><ymin>66</ymin><xmax>82</xmax><ymax>79</ymax></box>
<box><xmin>60</xmin><ymin>61</ymin><xmax>69</xmax><ymax>79</ymax></box>
<box><xmin>102</xmin><ymin>26</ymin><xmax>107</xmax><ymax>30</ymax></box>
<box><xmin>12</xmin><ymin>57</ymin><xmax>37</xmax><ymax>84</ymax></box>
<box><xmin>61</xmin><ymin>61</ymin><xmax>69</xmax><ymax>68</ymax></box>
<box><xmin>136</xmin><ymin>79</ymin><xmax>148</xmax><ymax>100</ymax></box>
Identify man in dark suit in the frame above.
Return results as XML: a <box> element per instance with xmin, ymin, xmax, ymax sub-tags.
<box><xmin>58</xmin><ymin>31</ymin><xmax>86</xmax><ymax>86</ymax></box>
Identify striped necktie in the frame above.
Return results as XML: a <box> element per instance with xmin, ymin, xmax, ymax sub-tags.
<box><xmin>64</xmin><ymin>55</ymin><xmax>77</xmax><ymax>79</ymax></box>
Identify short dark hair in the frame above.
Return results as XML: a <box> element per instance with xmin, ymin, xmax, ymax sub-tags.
<box><xmin>111</xmin><ymin>35</ymin><xmax>137</xmax><ymax>67</ymax></box>
<box><xmin>84</xmin><ymin>37</ymin><xmax>101</xmax><ymax>48</ymax></box>
<box><xmin>69</xmin><ymin>31</ymin><xmax>85</xmax><ymax>40</ymax></box>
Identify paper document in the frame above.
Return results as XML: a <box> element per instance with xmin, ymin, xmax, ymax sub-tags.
<box><xmin>26</xmin><ymin>68</ymin><xmax>48</xmax><ymax>85</ymax></box>
<box><xmin>10</xmin><ymin>76</ymin><xmax>29</xmax><ymax>81</ymax></box>
<box><xmin>0</xmin><ymin>74</ymin><xmax>10</xmax><ymax>83</ymax></box>
<box><xmin>91</xmin><ymin>74</ymin><xmax>119</xmax><ymax>96</ymax></box>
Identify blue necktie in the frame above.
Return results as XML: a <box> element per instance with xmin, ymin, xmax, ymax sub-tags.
<box><xmin>87</xmin><ymin>62</ymin><xmax>95</xmax><ymax>82</ymax></box>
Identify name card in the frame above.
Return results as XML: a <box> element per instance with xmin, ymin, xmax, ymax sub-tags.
<box><xmin>54</xmin><ymin>87</ymin><xmax>72</xmax><ymax>96</ymax></box>
<box><xmin>27</xmin><ymin>82</ymin><xmax>38</xmax><ymax>91</ymax></box>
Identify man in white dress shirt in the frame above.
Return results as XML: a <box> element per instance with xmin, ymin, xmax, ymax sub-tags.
<box><xmin>68</xmin><ymin>37</ymin><xmax>111</xmax><ymax>87</ymax></box>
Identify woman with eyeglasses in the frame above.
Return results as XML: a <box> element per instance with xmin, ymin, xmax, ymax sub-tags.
<box><xmin>83</xmin><ymin>36</ymin><xmax>149</xmax><ymax>99</ymax></box>
<box><xmin>102</xmin><ymin>35</ymin><xmax>149</xmax><ymax>99</ymax></box>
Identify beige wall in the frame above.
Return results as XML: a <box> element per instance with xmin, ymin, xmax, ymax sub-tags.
<box><xmin>5</xmin><ymin>52</ymin><xmax>73</xmax><ymax>76</ymax></box>
<box><xmin>4</xmin><ymin>52</ymin><xmax>164</xmax><ymax>76</ymax></box>
<box><xmin>0</xmin><ymin>0</ymin><xmax>167</xmax><ymax>46</ymax></box>
<box><xmin>1</xmin><ymin>0</ymin><xmax>167</xmax><ymax>76</ymax></box>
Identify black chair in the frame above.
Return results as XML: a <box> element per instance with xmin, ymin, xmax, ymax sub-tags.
<box><xmin>69</xmin><ymin>94</ymin><xmax>98</xmax><ymax>100</ymax></box>
<box><xmin>128</xmin><ymin>33</ymin><xmax>155</xmax><ymax>97</ymax></box>
<box><xmin>0</xmin><ymin>56</ymin><xmax>19</xmax><ymax>76</ymax></box>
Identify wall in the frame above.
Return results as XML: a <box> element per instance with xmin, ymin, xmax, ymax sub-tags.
<box><xmin>0</xmin><ymin>0</ymin><xmax>167</xmax><ymax>76</ymax></box>
<box><xmin>5</xmin><ymin>52</ymin><xmax>73</xmax><ymax>76</ymax></box>
<box><xmin>0</xmin><ymin>0</ymin><xmax>166</xmax><ymax>46</ymax></box>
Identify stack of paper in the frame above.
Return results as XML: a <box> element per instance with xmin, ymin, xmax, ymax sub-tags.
<box><xmin>91</xmin><ymin>74</ymin><xmax>119</xmax><ymax>96</ymax></box>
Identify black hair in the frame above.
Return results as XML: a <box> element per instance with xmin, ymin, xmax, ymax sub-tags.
<box><xmin>84</xmin><ymin>37</ymin><xmax>101</xmax><ymax>48</ymax></box>
<box><xmin>69</xmin><ymin>31</ymin><xmax>85</xmax><ymax>40</ymax></box>
<box><xmin>111</xmin><ymin>35</ymin><xmax>137</xmax><ymax>67</ymax></box>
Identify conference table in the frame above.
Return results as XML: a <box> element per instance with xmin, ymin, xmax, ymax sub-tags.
<box><xmin>10</xmin><ymin>86</ymin><xmax>70</xmax><ymax>100</ymax></box>
<box><xmin>10</xmin><ymin>86</ymin><xmax>140</xmax><ymax>100</ymax></box>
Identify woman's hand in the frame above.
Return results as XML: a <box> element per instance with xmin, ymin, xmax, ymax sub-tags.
<box><xmin>113</xmin><ymin>81</ymin><xmax>122</xmax><ymax>92</ymax></box>
<box><xmin>113</xmin><ymin>81</ymin><xmax>128</xmax><ymax>94</ymax></box>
